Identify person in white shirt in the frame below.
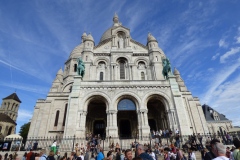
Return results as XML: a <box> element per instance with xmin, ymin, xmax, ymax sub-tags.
<box><xmin>212</xmin><ymin>143</ymin><xmax>229</xmax><ymax>160</ymax></box>
<box><xmin>188</xmin><ymin>148</ymin><xmax>196</xmax><ymax>160</ymax></box>
<box><xmin>51</xmin><ymin>140</ymin><xmax>57</xmax><ymax>154</ymax></box>
<box><xmin>148</xmin><ymin>149</ymin><xmax>156</xmax><ymax>160</ymax></box>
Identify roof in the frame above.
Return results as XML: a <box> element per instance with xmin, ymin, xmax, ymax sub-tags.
<box><xmin>202</xmin><ymin>104</ymin><xmax>230</xmax><ymax>122</ymax></box>
<box><xmin>0</xmin><ymin>113</ymin><xmax>17</xmax><ymax>125</ymax></box>
<box><xmin>3</xmin><ymin>93</ymin><xmax>21</xmax><ymax>103</ymax></box>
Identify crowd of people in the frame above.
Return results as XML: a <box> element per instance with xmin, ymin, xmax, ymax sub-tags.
<box><xmin>0</xmin><ymin>132</ymin><xmax>240</xmax><ymax>160</ymax></box>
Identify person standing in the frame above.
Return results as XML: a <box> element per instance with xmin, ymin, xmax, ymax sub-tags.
<box><xmin>137</xmin><ymin>144</ymin><xmax>154</xmax><ymax>160</ymax></box>
<box><xmin>204</xmin><ymin>139</ymin><xmax>220</xmax><ymax>160</ymax></box>
<box><xmin>97</xmin><ymin>148</ymin><xmax>104</xmax><ymax>160</ymax></box>
<box><xmin>188</xmin><ymin>148</ymin><xmax>196</xmax><ymax>160</ymax></box>
<box><xmin>125</xmin><ymin>149</ymin><xmax>132</xmax><ymax>160</ymax></box>
<box><xmin>51</xmin><ymin>140</ymin><xmax>57</xmax><ymax>155</ymax></box>
<box><xmin>212</xmin><ymin>143</ymin><xmax>229</xmax><ymax>160</ymax></box>
<box><xmin>39</xmin><ymin>149</ymin><xmax>48</xmax><ymax>160</ymax></box>
<box><xmin>232</xmin><ymin>138</ymin><xmax>240</xmax><ymax>160</ymax></box>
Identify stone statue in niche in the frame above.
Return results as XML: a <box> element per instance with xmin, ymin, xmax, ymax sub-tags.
<box><xmin>118</xmin><ymin>35</ymin><xmax>125</xmax><ymax>48</ymax></box>
<box><xmin>138</xmin><ymin>62</ymin><xmax>146</xmax><ymax>69</ymax></box>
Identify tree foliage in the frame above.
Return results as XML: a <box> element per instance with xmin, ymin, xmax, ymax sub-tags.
<box><xmin>19</xmin><ymin>122</ymin><xmax>30</xmax><ymax>144</ymax></box>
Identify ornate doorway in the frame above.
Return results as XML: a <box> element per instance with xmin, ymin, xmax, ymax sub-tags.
<box><xmin>147</xmin><ymin>95</ymin><xmax>169</xmax><ymax>131</ymax></box>
<box><xmin>94</xmin><ymin>120</ymin><xmax>105</xmax><ymax>136</ymax></box>
<box><xmin>117</xmin><ymin>99</ymin><xmax>138</xmax><ymax>138</ymax></box>
<box><xmin>86</xmin><ymin>97</ymin><xmax>107</xmax><ymax>137</ymax></box>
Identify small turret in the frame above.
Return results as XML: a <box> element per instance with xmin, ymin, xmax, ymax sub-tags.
<box><xmin>147</xmin><ymin>33</ymin><xmax>158</xmax><ymax>50</ymax></box>
<box><xmin>81</xmin><ymin>32</ymin><xmax>87</xmax><ymax>43</ymax></box>
<box><xmin>83</xmin><ymin>33</ymin><xmax>94</xmax><ymax>51</ymax></box>
<box><xmin>86</xmin><ymin>33</ymin><xmax>94</xmax><ymax>42</ymax></box>
<box><xmin>174</xmin><ymin>68</ymin><xmax>180</xmax><ymax>75</ymax></box>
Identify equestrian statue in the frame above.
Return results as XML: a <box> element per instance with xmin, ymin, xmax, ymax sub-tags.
<box><xmin>162</xmin><ymin>58</ymin><xmax>171</xmax><ymax>79</ymax></box>
<box><xmin>77</xmin><ymin>57</ymin><xmax>85</xmax><ymax>78</ymax></box>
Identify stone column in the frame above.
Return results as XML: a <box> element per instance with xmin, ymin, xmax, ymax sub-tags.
<box><xmin>139</xmin><ymin>109</ymin><xmax>150</xmax><ymax>137</ymax></box>
<box><xmin>106</xmin><ymin>110</ymin><xmax>118</xmax><ymax>137</ymax></box>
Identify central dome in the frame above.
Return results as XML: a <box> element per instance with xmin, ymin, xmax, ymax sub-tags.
<box><xmin>99</xmin><ymin>26</ymin><xmax>118</xmax><ymax>42</ymax></box>
<box><xmin>99</xmin><ymin>13</ymin><xmax>123</xmax><ymax>43</ymax></box>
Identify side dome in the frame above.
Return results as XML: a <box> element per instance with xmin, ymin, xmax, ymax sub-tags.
<box><xmin>69</xmin><ymin>44</ymin><xmax>84</xmax><ymax>58</ymax></box>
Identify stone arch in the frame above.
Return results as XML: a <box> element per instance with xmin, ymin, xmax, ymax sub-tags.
<box><xmin>142</xmin><ymin>90</ymin><xmax>173</xmax><ymax>111</ymax></box>
<box><xmin>112</xmin><ymin>28</ymin><xmax>130</xmax><ymax>37</ymax></box>
<box><xmin>143</xmin><ymin>91</ymin><xmax>172</xmax><ymax>131</ymax></box>
<box><xmin>93</xmin><ymin>57</ymin><xmax>110</xmax><ymax>66</ymax></box>
<box><xmin>82</xmin><ymin>91</ymin><xmax>111</xmax><ymax>112</ymax></box>
<box><xmin>114</xmin><ymin>56</ymin><xmax>131</xmax><ymax>63</ymax></box>
<box><xmin>134</xmin><ymin>57</ymin><xmax>150</xmax><ymax>66</ymax></box>
<box><xmin>112</xmin><ymin>91</ymin><xmax>141</xmax><ymax>111</ymax></box>
<box><xmin>62</xmin><ymin>81</ymin><xmax>74</xmax><ymax>92</ymax></box>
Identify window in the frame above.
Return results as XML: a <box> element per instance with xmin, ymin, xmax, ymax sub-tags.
<box><xmin>100</xmin><ymin>72</ymin><xmax>103</xmax><ymax>80</ymax></box>
<box><xmin>141</xmin><ymin>72</ymin><xmax>145</xmax><ymax>80</ymax></box>
<box><xmin>54</xmin><ymin>111</ymin><xmax>60</xmax><ymax>127</ymax></box>
<box><xmin>11</xmin><ymin>103</ymin><xmax>15</xmax><ymax>110</ymax></box>
<box><xmin>86</xmin><ymin>56</ymin><xmax>88</xmax><ymax>61</ymax></box>
<box><xmin>120</xmin><ymin>61</ymin><xmax>125</xmax><ymax>79</ymax></box>
<box><xmin>0</xmin><ymin>126</ymin><xmax>2</xmax><ymax>133</ymax></box>
<box><xmin>74</xmin><ymin>64</ymin><xmax>77</xmax><ymax>72</ymax></box>
<box><xmin>63</xmin><ymin>104</ymin><xmax>67</xmax><ymax>126</ymax></box>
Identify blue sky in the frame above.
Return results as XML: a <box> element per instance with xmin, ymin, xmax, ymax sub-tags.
<box><xmin>0</xmin><ymin>0</ymin><xmax>240</xmax><ymax>133</ymax></box>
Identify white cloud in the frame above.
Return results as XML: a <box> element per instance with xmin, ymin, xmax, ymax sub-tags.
<box><xmin>219</xmin><ymin>39</ymin><xmax>228</xmax><ymax>48</ymax></box>
<box><xmin>17</xmin><ymin>109</ymin><xmax>33</xmax><ymax>122</ymax></box>
<box><xmin>203</xmin><ymin>75</ymin><xmax>240</xmax><ymax>127</ymax></box>
<box><xmin>207</xmin><ymin>68</ymin><xmax>214</xmax><ymax>72</ymax></box>
<box><xmin>201</xmin><ymin>58</ymin><xmax>240</xmax><ymax>104</ymax></box>
<box><xmin>212</xmin><ymin>53</ymin><xmax>220</xmax><ymax>60</ymax></box>
<box><xmin>220</xmin><ymin>47</ymin><xmax>240</xmax><ymax>63</ymax></box>
<box><xmin>236</xmin><ymin>36</ymin><xmax>240</xmax><ymax>44</ymax></box>
<box><xmin>0</xmin><ymin>82</ymin><xmax>48</xmax><ymax>94</ymax></box>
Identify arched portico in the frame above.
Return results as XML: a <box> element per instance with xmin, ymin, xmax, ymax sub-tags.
<box><xmin>85</xmin><ymin>95</ymin><xmax>108</xmax><ymax>137</ymax></box>
<box><xmin>143</xmin><ymin>93</ymin><xmax>175</xmax><ymax>133</ymax></box>
<box><xmin>146</xmin><ymin>95</ymin><xmax>170</xmax><ymax>131</ymax></box>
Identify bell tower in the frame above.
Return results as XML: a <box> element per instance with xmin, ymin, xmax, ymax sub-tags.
<box><xmin>0</xmin><ymin>93</ymin><xmax>21</xmax><ymax>122</ymax></box>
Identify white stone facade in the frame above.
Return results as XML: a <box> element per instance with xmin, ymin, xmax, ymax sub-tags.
<box><xmin>28</xmin><ymin>14</ymin><xmax>209</xmax><ymax>139</ymax></box>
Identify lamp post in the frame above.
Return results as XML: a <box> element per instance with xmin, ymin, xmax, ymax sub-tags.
<box><xmin>72</xmin><ymin>135</ymin><xmax>76</xmax><ymax>152</ymax></box>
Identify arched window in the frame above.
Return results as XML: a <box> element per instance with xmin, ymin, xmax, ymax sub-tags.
<box><xmin>11</xmin><ymin>103</ymin><xmax>15</xmax><ymax>110</ymax></box>
<box><xmin>86</xmin><ymin>56</ymin><xmax>88</xmax><ymax>61</ymax></box>
<box><xmin>0</xmin><ymin>126</ymin><xmax>2</xmax><ymax>133</ymax></box>
<box><xmin>63</xmin><ymin>104</ymin><xmax>67</xmax><ymax>126</ymax></box>
<box><xmin>141</xmin><ymin>72</ymin><xmax>145</xmax><ymax>80</ymax></box>
<box><xmin>74</xmin><ymin>64</ymin><xmax>77</xmax><ymax>72</ymax></box>
<box><xmin>100</xmin><ymin>72</ymin><xmax>103</xmax><ymax>80</ymax></box>
<box><xmin>118</xmin><ymin>99</ymin><xmax>136</xmax><ymax>111</ymax></box>
<box><xmin>7</xmin><ymin>126</ymin><xmax>13</xmax><ymax>136</ymax></box>
<box><xmin>54</xmin><ymin>111</ymin><xmax>60</xmax><ymax>127</ymax></box>
<box><xmin>120</xmin><ymin>60</ymin><xmax>125</xmax><ymax>79</ymax></box>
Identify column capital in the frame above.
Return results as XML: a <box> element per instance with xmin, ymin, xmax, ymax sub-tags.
<box><xmin>107</xmin><ymin>110</ymin><xmax>117</xmax><ymax>114</ymax></box>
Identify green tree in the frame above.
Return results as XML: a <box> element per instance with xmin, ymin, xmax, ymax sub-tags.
<box><xmin>19</xmin><ymin>122</ymin><xmax>30</xmax><ymax>145</ymax></box>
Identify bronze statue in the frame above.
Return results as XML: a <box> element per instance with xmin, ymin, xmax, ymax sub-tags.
<box><xmin>77</xmin><ymin>57</ymin><xmax>85</xmax><ymax>77</ymax></box>
<box><xmin>162</xmin><ymin>58</ymin><xmax>171</xmax><ymax>79</ymax></box>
